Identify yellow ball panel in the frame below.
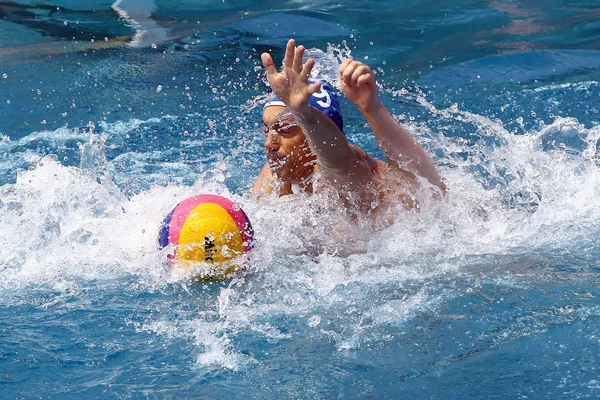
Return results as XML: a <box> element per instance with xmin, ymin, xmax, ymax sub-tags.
<box><xmin>176</xmin><ymin>203</ymin><xmax>244</xmax><ymax>264</ymax></box>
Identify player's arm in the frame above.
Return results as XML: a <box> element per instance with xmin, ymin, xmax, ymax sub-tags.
<box><xmin>339</xmin><ymin>59</ymin><xmax>446</xmax><ymax>192</ymax></box>
<box><xmin>261</xmin><ymin>40</ymin><xmax>371</xmax><ymax>182</ymax></box>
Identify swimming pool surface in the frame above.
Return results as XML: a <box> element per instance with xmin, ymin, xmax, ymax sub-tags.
<box><xmin>2</xmin><ymin>1</ymin><xmax>600</xmax><ymax>398</ymax></box>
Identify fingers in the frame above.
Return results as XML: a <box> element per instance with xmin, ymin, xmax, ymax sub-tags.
<box><xmin>351</xmin><ymin>65</ymin><xmax>373</xmax><ymax>86</ymax></box>
<box><xmin>307</xmin><ymin>80</ymin><xmax>322</xmax><ymax>96</ymax></box>
<box><xmin>301</xmin><ymin>58</ymin><xmax>314</xmax><ymax>79</ymax></box>
<box><xmin>261</xmin><ymin>53</ymin><xmax>277</xmax><ymax>77</ymax></box>
<box><xmin>356</xmin><ymin>74</ymin><xmax>372</xmax><ymax>87</ymax></box>
<box><xmin>340</xmin><ymin>59</ymin><xmax>374</xmax><ymax>87</ymax></box>
<box><xmin>284</xmin><ymin>39</ymin><xmax>295</xmax><ymax>69</ymax></box>
<box><xmin>340</xmin><ymin>60</ymin><xmax>358</xmax><ymax>85</ymax></box>
<box><xmin>293</xmin><ymin>45</ymin><xmax>305</xmax><ymax>72</ymax></box>
<box><xmin>339</xmin><ymin>58</ymin><xmax>353</xmax><ymax>74</ymax></box>
<box><xmin>264</xmin><ymin>40</ymin><xmax>303</xmax><ymax>76</ymax></box>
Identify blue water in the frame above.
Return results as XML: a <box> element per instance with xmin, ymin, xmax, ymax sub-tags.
<box><xmin>2</xmin><ymin>0</ymin><xmax>600</xmax><ymax>398</ymax></box>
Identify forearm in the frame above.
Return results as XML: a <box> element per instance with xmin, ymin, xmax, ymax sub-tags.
<box><xmin>292</xmin><ymin>105</ymin><xmax>354</xmax><ymax>172</ymax></box>
<box><xmin>363</xmin><ymin>104</ymin><xmax>445</xmax><ymax>191</ymax></box>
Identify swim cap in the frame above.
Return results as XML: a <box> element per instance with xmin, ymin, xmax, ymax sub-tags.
<box><xmin>264</xmin><ymin>80</ymin><xmax>344</xmax><ymax>133</ymax></box>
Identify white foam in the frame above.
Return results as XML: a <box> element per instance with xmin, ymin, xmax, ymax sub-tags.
<box><xmin>3</xmin><ymin>66</ymin><xmax>600</xmax><ymax>368</ymax></box>
<box><xmin>135</xmin><ymin>316</ymin><xmax>254</xmax><ymax>370</ymax></box>
<box><xmin>0</xmin><ymin>156</ymin><xmax>246</xmax><ymax>293</ymax></box>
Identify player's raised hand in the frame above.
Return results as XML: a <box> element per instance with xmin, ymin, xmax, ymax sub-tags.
<box><xmin>339</xmin><ymin>59</ymin><xmax>381</xmax><ymax>114</ymax></box>
<box><xmin>262</xmin><ymin>39</ymin><xmax>321</xmax><ymax>113</ymax></box>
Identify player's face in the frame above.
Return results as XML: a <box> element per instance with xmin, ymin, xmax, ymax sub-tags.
<box><xmin>261</xmin><ymin>106</ymin><xmax>317</xmax><ymax>183</ymax></box>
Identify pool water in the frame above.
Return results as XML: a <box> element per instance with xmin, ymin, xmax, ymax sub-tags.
<box><xmin>2</xmin><ymin>1</ymin><xmax>600</xmax><ymax>398</ymax></box>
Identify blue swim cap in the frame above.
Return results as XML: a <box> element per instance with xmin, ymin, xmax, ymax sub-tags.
<box><xmin>264</xmin><ymin>80</ymin><xmax>344</xmax><ymax>133</ymax></box>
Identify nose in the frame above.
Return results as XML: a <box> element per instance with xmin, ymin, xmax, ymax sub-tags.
<box><xmin>264</xmin><ymin>129</ymin><xmax>279</xmax><ymax>152</ymax></box>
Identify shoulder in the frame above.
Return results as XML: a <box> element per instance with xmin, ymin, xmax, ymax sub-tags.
<box><xmin>347</xmin><ymin>145</ymin><xmax>420</xmax><ymax>193</ymax></box>
<box><xmin>348</xmin><ymin>144</ymin><xmax>386</xmax><ymax>177</ymax></box>
<box><xmin>252</xmin><ymin>162</ymin><xmax>275</xmax><ymax>198</ymax></box>
<box><xmin>252</xmin><ymin>162</ymin><xmax>292</xmax><ymax>198</ymax></box>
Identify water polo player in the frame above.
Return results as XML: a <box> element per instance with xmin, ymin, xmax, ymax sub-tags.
<box><xmin>253</xmin><ymin>39</ymin><xmax>446</xmax><ymax>216</ymax></box>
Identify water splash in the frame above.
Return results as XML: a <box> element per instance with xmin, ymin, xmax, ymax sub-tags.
<box><xmin>2</xmin><ymin>41</ymin><xmax>600</xmax><ymax>374</ymax></box>
<box><xmin>78</xmin><ymin>122</ymin><xmax>109</xmax><ymax>182</ymax></box>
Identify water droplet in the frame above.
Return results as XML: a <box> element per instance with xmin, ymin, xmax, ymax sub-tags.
<box><xmin>151</xmin><ymin>43</ymin><xmax>157</xmax><ymax>49</ymax></box>
<box><xmin>2</xmin><ymin>73</ymin><xmax>7</xmax><ymax>79</ymax></box>
<box><xmin>156</xmin><ymin>85</ymin><xmax>163</xmax><ymax>93</ymax></box>
<box><xmin>211</xmin><ymin>87</ymin><xmax>218</xmax><ymax>93</ymax></box>
<box><xmin>221</xmin><ymin>245</ymin><xmax>231</xmax><ymax>257</ymax></box>
<box><xmin>232</xmin><ymin>203</ymin><xmax>240</xmax><ymax>211</ymax></box>
<box><xmin>308</xmin><ymin>315</ymin><xmax>321</xmax><ymax>327</ymax></box>
<box><xmin>63</xmin><ymin>21</ymin><xmax>68</xmax><ymax>25</ymax></box>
